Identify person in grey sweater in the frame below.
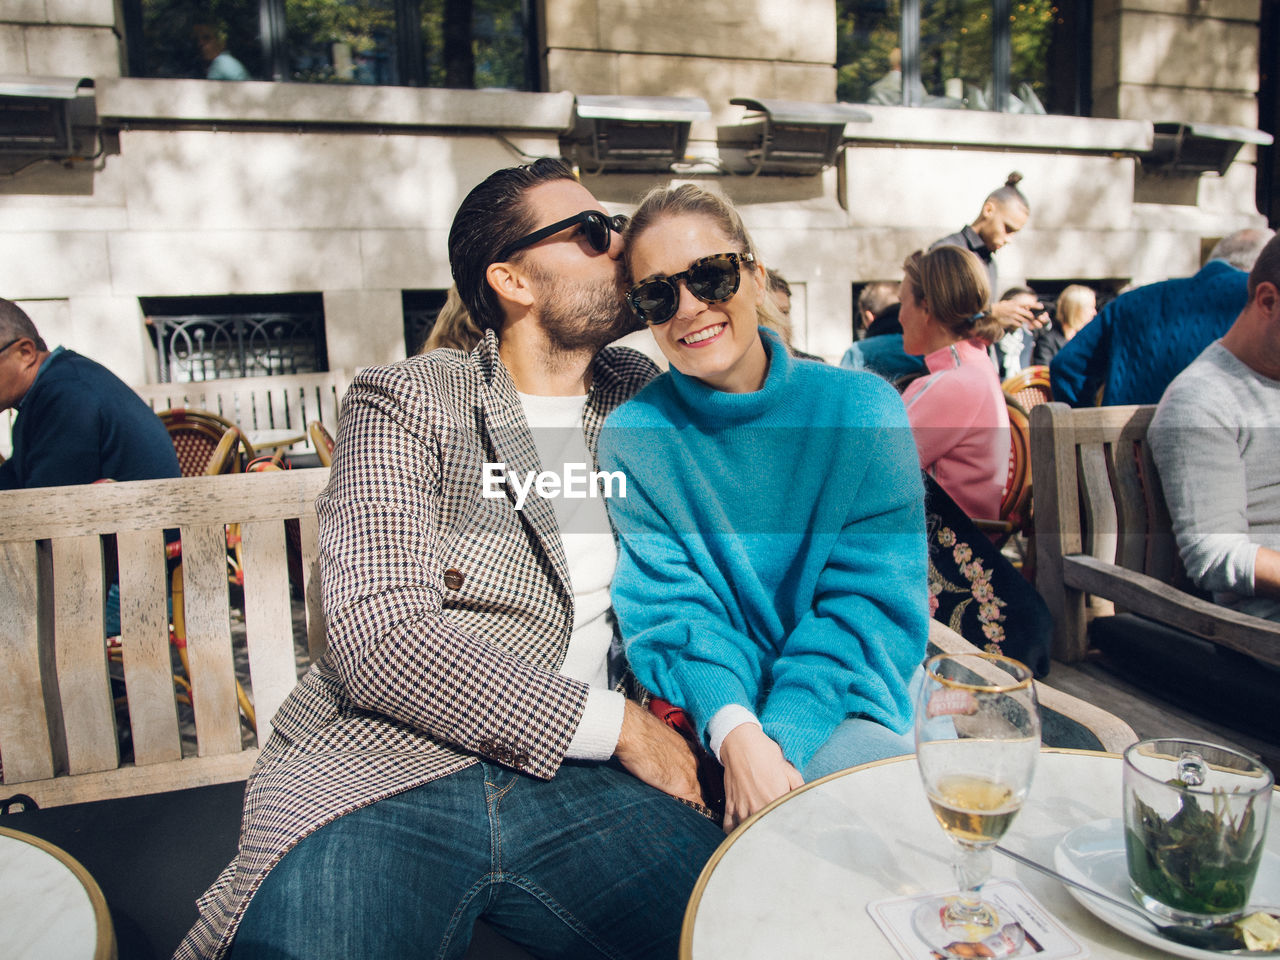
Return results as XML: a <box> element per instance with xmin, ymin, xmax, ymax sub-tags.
<box><xmin>1149</xmin><ymin>232</ymin><xmax>1280</xmax><ymax>622</ymax></box>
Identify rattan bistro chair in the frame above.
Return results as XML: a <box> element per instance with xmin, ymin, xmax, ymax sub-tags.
<box><xmin>159</xmin><ymin>408</ymin><xmax>255</xmax><ymax>476</ymax></box>
<box><xmin>1002</xmin><ymin>364</ymin><xmax>1053</xmax><ymax>413</ymax></box>
<box><xmin>308</xmin><ymin>420</ymin><xmax>335</xmax><ymax>468</ymax></box>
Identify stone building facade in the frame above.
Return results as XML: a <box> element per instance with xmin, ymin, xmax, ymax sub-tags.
<box><xmin>0</xmin><ymin>0</ymin><xmax>1272</xmax><ymax>394</ymax></box>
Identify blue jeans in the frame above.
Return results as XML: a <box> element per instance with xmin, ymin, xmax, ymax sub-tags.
<box><xmin>230</xmin><ymin>761</ymin><xmax>724</xmax><ymax>960</ymax></box>
<box><xmin>800</xmin><ymin>665</ymin><xmax>928</xmax><ymax>781</ymax></box>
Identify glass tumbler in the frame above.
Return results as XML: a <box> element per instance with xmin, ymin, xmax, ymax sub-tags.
<box><xmin>1123</xmin><ymin>738</ymin><xmax>1273</xmax><ymax>925</ymax></box>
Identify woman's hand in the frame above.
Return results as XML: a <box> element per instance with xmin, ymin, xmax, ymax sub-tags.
<box><xmin>719</xmin><ymin>724</ymin><xmax>804</xmax><ymax>833</ymax></box>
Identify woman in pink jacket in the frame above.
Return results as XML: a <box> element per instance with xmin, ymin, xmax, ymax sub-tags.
<box><xmin>898</xmin><ymin>245</ymin><xmax>1011</xmax><ymax>520</ymax></box>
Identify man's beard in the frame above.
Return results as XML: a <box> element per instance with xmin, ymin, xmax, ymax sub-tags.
<box><xmin>526</xmin><ymin>260</ymin><xmax>643</xmax><ymax>356</ymax></box>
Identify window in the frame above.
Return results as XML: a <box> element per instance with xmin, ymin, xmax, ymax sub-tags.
<box><xmin>402</xmin><ymin>289</ymin><xmax>450</xmax><ymax>355</ymax></box>
<box><xmin>142</xmin><ymin>294</ymin><xmax>328</xmax><ymax>383</ymax></box>
<box><xmin>123</xmin><ymin>0</ymin><xmax>535</xmax><ymax>90</ymax></box>
<box><xmin>836</xmin><ymin>0</ymin><xmax>1089</xmax><ymax>115</ymax></box>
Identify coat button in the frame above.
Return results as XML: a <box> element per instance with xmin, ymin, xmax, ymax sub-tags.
<box><xmin>443</xmin><ymin>569</ymin><xmax>464</xmax><ymax>591</ymax></box>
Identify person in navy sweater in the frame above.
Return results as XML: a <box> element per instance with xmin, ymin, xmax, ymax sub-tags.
<box><xmin>0</xmin><ymin>298</ymin><xmax>180</xmax><ymax>490</ymax></box>
<box><xmin>599</xmin><ymin>185</ymin><xmax>928</xmax><ymax>832</ymax></box>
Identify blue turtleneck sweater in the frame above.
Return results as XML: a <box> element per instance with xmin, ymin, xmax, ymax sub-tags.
<box><xmin>598</xmin><ymin>329</ymin><xmax>927</xmax><ymax>771</ymax></box>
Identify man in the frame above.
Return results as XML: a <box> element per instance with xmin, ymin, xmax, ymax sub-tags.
<box><xmin>177</xmin><ymin>159</ymin><xmax>724</xmax><ymax>960</ymax></box>
<box><xmin>931</xmin><ymin>171</ymin><xmax>1041</xmax><ymax>330</ymax></box>
<box><xmin>992</xmin><ymin>285</ymin><xmax>1050</xmax><ymax>379</ymax></box>
<box><xmin>854</xmin><ymin>280</ymin><xmax>900</xmax><ymax>336</ymax></box>
<box><xmin>0</xmin><ymin>299</ymin><xmax>180</xmax><ymax>490</ymax></box>
<box><xmin>1051</xmin><ymin>228</ymin><xmax>1274</xmax><ymax>406</ymax></box>
<box><xmin>194</xmin><ymin>21</ymin><xmax>250</xmax><ymax>81</ymax></box>
<box><xmin>1149</xmin><ymin>232</ymin><xmax>1280</xmax><ymax>623</ymax></box>
<box><xmin>763</xmin><ymin>267</ymin><xmax>823</xmax><ymax>361</ymax></box>
<box><xmin>839</xmin><ymin>302</ymin><xmax>926</xmax><ymax>383</ymax></box>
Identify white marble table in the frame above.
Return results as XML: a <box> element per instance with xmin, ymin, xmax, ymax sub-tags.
<box><xmin>0</xmin><ymin>826</ymin><xmax>114</xmax><ymax>960</ymax></box>
<box><xmin>680</xmin><ymin>749</ymin><xmax>1280</xmax><ymax>959</ymax></box>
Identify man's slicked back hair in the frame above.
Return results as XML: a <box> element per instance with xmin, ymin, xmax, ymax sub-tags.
<box><xmin>448</xmin><ymin>157</ymin><xmax>579</xmax><ymax>333</ymax></box>
<box><xmin>0</xmin><ymin>298</ymin><xmax>46</xmax><ymax>351</ymax></box>
<box><xmin>1211</xmin><ymin>227</ymin><xmax>1277</xmax><ymax>274</ymax></box>
<box><xmin>1247</xmin><ymin>232</ymin><xmax>1280</xmax><ymax>300</ymax></box>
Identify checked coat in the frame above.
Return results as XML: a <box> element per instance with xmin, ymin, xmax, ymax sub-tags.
<box><xmin>176</xmin><ymin>330</ymin><xmax>658</xmax><ymax>960</ymax></box>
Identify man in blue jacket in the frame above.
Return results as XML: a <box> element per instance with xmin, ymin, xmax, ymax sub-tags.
<box><xmin>0</xmin><ymin>298</ymin><xmax>180</xmax><ymax>489</ymax></box>
<box><xmin>1050</xmin><ymin>228</ymin><xmax>1274</xmax><ymax>406</ymax></box>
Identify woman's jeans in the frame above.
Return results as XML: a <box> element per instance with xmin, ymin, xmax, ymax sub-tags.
<box><xmin>230</xmin><ymin>760</ymin><xmax>724</xmax><ymax>960</ymax></box>
<box><xmin>801</xmin><ymin>665</ymin><xmax>928</xmax><ymax>781</ymax></box>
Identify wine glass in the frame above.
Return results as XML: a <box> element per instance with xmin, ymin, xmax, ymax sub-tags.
<box><xmin>912</xmin><ymin>652</ymin><xmax>1041</xmax><ymax>954</ymax></box>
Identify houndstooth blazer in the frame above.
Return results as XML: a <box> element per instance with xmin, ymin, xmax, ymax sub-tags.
<box><xmin>175</xmin><ymin>330</ymin><xmax>658</xmax><ymax>960</ymax></box>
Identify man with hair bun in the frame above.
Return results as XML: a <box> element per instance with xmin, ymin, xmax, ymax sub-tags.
<box><xmin>932</xmin><ymin>171</ymin><xmax>1043</xmax><ymax>331</ymax></box>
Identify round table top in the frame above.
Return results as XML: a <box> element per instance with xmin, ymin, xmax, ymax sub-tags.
<box><xmin>246</xmin><ymin>428</ymin><xmax>307</xmax><ymax>451</ymax></box>
<box><xmin>681</xmin><ymin>749</ymin><xmax>1280</xmax><ymax>960</ymax></box>
<box><xmin>0</xmin><ymin>826</ymin><xmax>114</xmax><ymax>960</ymax></box>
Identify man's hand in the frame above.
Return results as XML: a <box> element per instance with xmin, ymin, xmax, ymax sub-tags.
<box><xmin>718</xmin><ymin>725</ymin><xmax>804</xmax><ymax>833</ymax></box>
<box><xmin>613</xmin><ymin>699</ymin><xmax>704</xmax><ymax>806</ymax></box>
<box><xmin>990</xmin><ymin>297</ymin><xmax>1048</xmax><ymax>332</ymax></box>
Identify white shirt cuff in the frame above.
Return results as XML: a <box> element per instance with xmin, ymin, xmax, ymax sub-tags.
<box><xmin>707</xmin><ymin>704</ymin><xmax>762</xmax><ymax>762</ymax></box>
<box><xmin>564</xmin><ymin>689</ymin><xmax>626</xmax><ymax>761</ymax></box>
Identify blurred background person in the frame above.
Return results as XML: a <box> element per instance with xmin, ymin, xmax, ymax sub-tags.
<box><xmin>1051</xmin><ymin>228</ymin><xmax>1274</xmax><ymax>406</ymax></box>
<box><xmin>419</xmin><ymin>285</ymin><xmax>482</xmax><ymax>354</ymax></box>
<box><xmin>898</xmin><ymin>246</ymin><xmax>1009</xmax><ymax>521</ymax></box>
<box><xmin>992</xmin><ymin>285</ymin><xmax>1049</xmax><ymax>379</ymax></box>
<box><xmin>194</xmin><ymin>20</ymin><xmax>250</xmax><ymax>81</ymax></box>
<box><xmin>764</xmin><ymin>268</ymin><xmax>823</xmax><ymax>361</ymax></box>
<box><xmin>931</xmin><ymin>172</ymin><xmax>1043</xmax><ymax>332</ymax></box>
<box><xmin>1031</xmin><ymin>283</ymin><xmax>1096</xmax><ymax>367</ymax></box>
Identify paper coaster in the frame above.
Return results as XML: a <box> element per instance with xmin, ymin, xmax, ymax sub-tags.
<box><xmin>868</xmin><ymin>879</ymin><xmax>1090</xmax><ymax>960</ymax></box>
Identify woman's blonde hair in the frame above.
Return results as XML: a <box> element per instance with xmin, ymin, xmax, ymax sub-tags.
<box><xmin>623</xmin><ymin>183</ymin><xmax>785</xmax><ymax>335</ymax></box>
<box><xmin>901</xmin><ymin>246</ymin><xmax>1003</xmax><ymax>344</ymax></box>
<box><xmin>1055</xmin><ymin>284</ymin><xmax>1095</xmax><ymax>334</ymax></box>
<box><xmin>419</xmin><ymin>285</ymin><xmax>483</xmax><ymax>354</ymax></box>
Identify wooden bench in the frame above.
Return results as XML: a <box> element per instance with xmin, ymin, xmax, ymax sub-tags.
<box><xmin>1031</xmin><ymin>401</ymin><xmax>1280</xmax><ymax>666</ymax></box>
<box><xmin>132</xmin><ymin>370</ymin><xmax>349</xmax><ymax>458</ymax></box>
<box><xmin>0</xmin><ymin>469</ymin><xmax>329</xmax><ymax>808</ymax></box>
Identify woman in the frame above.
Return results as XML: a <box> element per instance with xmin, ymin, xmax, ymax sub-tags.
<box><xmin>1031</xmin><ymin>283</ymin><xmax>1096</xmax><ymax>366</ymax></box>
<box><xmin>898</xmin><ymin>246</ymin><xmax>1010</xmax><ymax>521</ymax></box>
<box><xmin>598</xmin><ymin>185</ymin><xmax>928</xmax><ymax>831</ymax></box>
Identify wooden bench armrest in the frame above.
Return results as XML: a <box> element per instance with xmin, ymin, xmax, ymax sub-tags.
<box><xmin>1062</xmin><ymin>554</ymin><xmax>1280</xmax><ymax>667</ymax></box>
<box><xmin>927</xmin><ymin>621</ymin><xmax>1137</xmax><ymax>754</ymax></box>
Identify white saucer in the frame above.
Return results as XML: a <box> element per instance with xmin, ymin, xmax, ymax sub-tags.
<box><xmin>1053</xmin><ymin>818</ymin><xmax>1280</xmax><ymax>960</ymax></box>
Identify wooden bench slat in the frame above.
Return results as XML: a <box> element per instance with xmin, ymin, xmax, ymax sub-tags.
<box><xmin>0</xmin><ymin>542</ymin><xmax>55</xmax><ymax>784</ymax></box>
<box><xmin>51</xmin><ymin>536</ymin><xmax>118</xmax><ymax>775</ymax></box>
<box><xmin>0</xmin><ymin>470</ymin><xmax>330</xmax><ymax>542</ymax></box>
<box><xmin>180</xmin><ymin>524</ymin><xmax>242</xmax><ymax>757</ymax></box>
<box><xmin>1078</xmin><ymin>442</ymin><xmax>1117</xmax><ymax>563</ymax></box>
<box><xmin>239</xmin><ymin>520</ymin><xmax>297</xmax><ymax>745</ymax></box>
<box><xmin>1062</xmin><ymin>554</ymin><xmax>1280</xmax><ymax>665</ymax></box>
<box><xmin>299</xmin><ymin>514</ymin><xmax>326</xmax><ymax>663</ymax></box>
<box><xmin>14</xmin><ymin>750</ymin><xmax>260</xmax><ymax>809</ymax></box>
<box><xmin>116</xmin><ymin>529</ymin><xmax>182</xmax><ymax>766</ymax></box>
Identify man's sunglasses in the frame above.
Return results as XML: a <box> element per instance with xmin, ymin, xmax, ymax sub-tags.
<box><xmin>494</xmin><ymin>210</ymin><xmax>628</xmax><ymax>263</ymax></box>
<box><xmin>625</xmin><ymin>252</ymin><xmax>756</xmax><ymax>326</ymax></box>
<box><xmin>0</xmin><ymin>336</ymin><xmax>25</xmax><ymax>355</ymax></box>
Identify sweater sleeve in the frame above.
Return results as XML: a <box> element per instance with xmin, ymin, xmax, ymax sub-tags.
<box><xmin>1050</xmin><ymin>307</ymin><xmax>1108</xmax><ymax>406</ymax></box>
<box><xmin>759</xmin><ymin>402</ymin><xmax>928</xmax><ymax>770</ymax></box>
<box><xmin>600</xmin><ymin>431</ymin><xmax>767</xmax><ymax>745</ymax></box>
<box><xmin>1149</xmin><ymin>375</ymin><xmax>1259</xmax><ymax>596</ymax></box>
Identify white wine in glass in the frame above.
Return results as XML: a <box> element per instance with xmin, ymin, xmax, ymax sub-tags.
<box><xmin>912</xmin><ymin>653</ymin><xmax>1040</xmax><ymax>952</ymax></box>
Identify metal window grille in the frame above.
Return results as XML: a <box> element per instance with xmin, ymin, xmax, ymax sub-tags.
<box><xmin>150</xmin><ymin>311</ymin><xmax>327</xmax><ymax>383</ymax></box>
